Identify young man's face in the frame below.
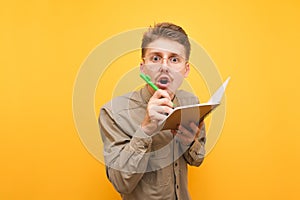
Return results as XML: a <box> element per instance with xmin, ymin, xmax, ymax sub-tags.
<box><xmin>140</xmin><ymin>38</ymin><xmax>190</xmax><ymax>97</ymax></box>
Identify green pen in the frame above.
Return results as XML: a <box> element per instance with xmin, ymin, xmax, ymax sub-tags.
<box><xmin>140</xmin><ymin>73</ymin><xmax>159</xmax><ymax>91</ymax></box>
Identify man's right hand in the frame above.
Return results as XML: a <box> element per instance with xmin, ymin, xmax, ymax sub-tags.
<box><xmin>141</xmin><ymin>89</ymin><xmax>174</xmax><ymax>135</ymax></box>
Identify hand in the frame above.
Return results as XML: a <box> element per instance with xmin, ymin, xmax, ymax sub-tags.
<box><xmin>141</xmin><ymin>89</ymin><xmax>174</xmax><ymax>135</ymax></box>
<box><xmin>171</xmin><ymin>121</ymin><xmax>204</xmax><ymax>146</ymax></box>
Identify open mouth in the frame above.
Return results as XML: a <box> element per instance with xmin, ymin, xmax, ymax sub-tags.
<box><xmin>159</xmin><ymin>78</ymin><xmax>169</xmax><ymax>84</ymax></box>
<box><xmin>156</xmin><ymin>76</ymin><xmax>171</xmax><ymax>89</ymax></box>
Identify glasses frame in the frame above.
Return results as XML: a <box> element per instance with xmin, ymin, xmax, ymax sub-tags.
<box><xmin>142</xmin><ymin>53</ymin><xmax>188</xmax><ymax>71</ymax></box>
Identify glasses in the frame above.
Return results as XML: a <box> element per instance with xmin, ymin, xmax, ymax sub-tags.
<box><xmin>143</xmin><ymin>54</ymin><xmax>187</xmax><ymax>71</ymax></box>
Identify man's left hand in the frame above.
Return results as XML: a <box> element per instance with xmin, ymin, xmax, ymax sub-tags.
<box><xmin>171</xmin><ymin>121</ymin><xmax>204</xmax><ymax>146</ymax></box>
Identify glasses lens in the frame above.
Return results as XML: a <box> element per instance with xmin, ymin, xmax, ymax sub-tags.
<box><xmin>150</xmin><ymin>55</ymin><xmax>162</xmax><ymax>63</ymax></box>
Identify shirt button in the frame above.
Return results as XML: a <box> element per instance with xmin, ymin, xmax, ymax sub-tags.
<box><xmin>176</xmin><ymin>185</ymin><xmax>179</xmax><ymax>189</ymax></box>
<box><xmin>175</xmin><ymin>163</ymin><xmax>178</xmax><ymax>167</ymax></box>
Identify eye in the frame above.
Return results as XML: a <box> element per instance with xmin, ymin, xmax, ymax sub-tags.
<box><xmin>170</xmin><ymin>56</ymin><xmax>180</xmax><ymax>64</ymax></box>
<box><xmin>151</xmin><ymin>55</ymin><xmax>161</xmax><ymax>63</ymax></box>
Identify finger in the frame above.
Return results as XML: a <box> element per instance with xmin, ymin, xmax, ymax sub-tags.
<box><xmin>150</xmin><ymin>98</ymin><xmax>172</xmax><ymax>108</ymax></box>
<box><xmin>178</xmin><ymin>125</ymin><xmax>194</xmax><ymax>138</ymax></box>
<box><xmin>189</xmin><ymin>122</ymin><xmax>200</xmax><ymax>134</ymax></box>
<box><xmin>149</xmin><ymin>96</ymin><xmax>173</xmax><ymax>109</ymax></box>
<box><xmin>156</xmin><ymin>98</ymin><xmax>173</xmax><ymax>108</ymax></box>
<box><xmin>175</xmin><ymin>130</ymin><xmax>193</xmax><ymax>146</ymax></box>
<box><xmin>153</xmin><ymin>89</ymin><xmax>171</xmax><ymax>100</ymax></box>
<box><xmin>175</xmin><ymin>131</ymin><xmax>186</xmax><ymax>141</ymax></box>
<box><xmin>149</xmin><ymin>113</ymin><xmax>168</xmax><ymax>121</ymax></box>
<box><xmin>150</xmin><ymin>105</ymin><xmax>173</xmax><ymax>115</ymax></box>
<box><xmin>149</xmin><ymin>107</ymin><xmax>169</xmax><ymax>121</ymax></box>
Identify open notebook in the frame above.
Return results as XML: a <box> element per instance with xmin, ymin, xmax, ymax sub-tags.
<box><xmin>158</xmin><ymin>77</ymin><xmax>230</xmax><ymax>130</ymax></box>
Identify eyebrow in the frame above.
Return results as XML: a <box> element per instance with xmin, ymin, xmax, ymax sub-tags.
<box><xmin>147</xmin><ymin>51</ymin><xmax>182</xmax><ymax>57</ymax></box>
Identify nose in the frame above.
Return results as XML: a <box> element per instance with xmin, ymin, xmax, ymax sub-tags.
<box><xmin>159</xmin><ymin>62</ymin><xmax>169</xmax><ymax>73</ymax></box>
<box><xmin>161</xmin><ymin>57</ymin><xmax>168</xmax><ymax>66</ymax></box>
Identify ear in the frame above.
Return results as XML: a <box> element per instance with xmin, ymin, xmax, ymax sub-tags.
<box><xmin>183</xmin><ymin>62</ymin><xmax>190</xmax><ymax>78</ymax></box>
<box><xmin>140</xmin><ymin>62</ymin><xmax>145</xmax><ymax>73</ymax></box>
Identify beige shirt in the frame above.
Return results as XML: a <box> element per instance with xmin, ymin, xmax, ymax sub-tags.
<box><xmin>99</xmin><ymin>86</ymin><xmax>206</xmax><ymax>200</ymax></box>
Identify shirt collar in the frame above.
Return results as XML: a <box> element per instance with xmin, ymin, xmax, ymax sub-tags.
<box><xmin>140</xmin><ymin>85</ymin><xmax>153</xmax><ymax>104</ymax></box>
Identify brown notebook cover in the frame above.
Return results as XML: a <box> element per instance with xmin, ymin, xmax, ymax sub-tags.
<box><xmin>159</xmin><ymin>103</ymin><xmax>219</xmax><ymax>130</ymax></box>
<box><xmin>158</xmin><ymin>77</ymin><xmax>230</xmax><ymax>130</ymax></box>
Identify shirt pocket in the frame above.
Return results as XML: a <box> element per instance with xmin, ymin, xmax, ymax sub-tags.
<box><xmin>142</xmin><ymin>165</ymin><xmax>172</xmax><ymax>186</ymax></box>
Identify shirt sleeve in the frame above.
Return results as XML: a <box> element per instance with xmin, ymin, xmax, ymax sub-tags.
<box><xmin>182</xmin><ymin>123</ymin><xmax>206</xmax><ymax>167</ymax></box>
<box><xmin>99</xmin><ymin>107</ymin><xmax>152</xmax><ymax>194</ymax></box>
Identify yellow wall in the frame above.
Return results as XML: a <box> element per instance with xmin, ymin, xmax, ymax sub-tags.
<box><xmin>1</xmin><ymin>0</ymin><xmax>300</xmax><ymax>199</ymax></box>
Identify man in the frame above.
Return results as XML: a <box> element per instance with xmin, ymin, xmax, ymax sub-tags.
<box><xmin>99</xmin><ymin>22</ymin><xmax>206</xmax><ymax>200</ymax></box>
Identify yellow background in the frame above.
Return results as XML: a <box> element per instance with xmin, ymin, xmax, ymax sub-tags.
<box><xmin>1</xmin><ymin>0</ymin><xmax>300</xmax><ymax>199</ymax></box>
